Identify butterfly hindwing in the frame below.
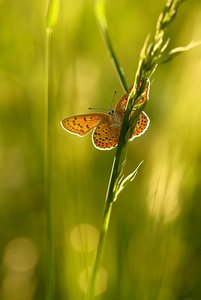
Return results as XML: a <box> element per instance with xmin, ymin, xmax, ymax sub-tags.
<box><xmin>61</xmin><ymin>113</ymin><xmax>107</xmax><ymax>136</ymax></box>
<box><xmin>92</xmin><ymin>118</ymin><xmax>119</xmax><ymax>150</ymax></box>
<box><xmin>129</xmin><ymin>111</ymin><xmax>150</xmax><ymax>141</ymax></box>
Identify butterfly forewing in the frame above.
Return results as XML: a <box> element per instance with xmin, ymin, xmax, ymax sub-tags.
<box><xmin>61</xmin><ymin>113</ymin><xmax>107</xmax><ymax>136</ymax></box>
<box><xmin>114</xmin><ymin>80</ymin><xmax>149</xmax><ymax>115</ymax></box>
<box><xmin>114</xmin><ymin>86</ymin><xmax>133</xmax><ymax>115</ymax></box>
<box><xmin>129</xmin><ymin>111</ymin><xmax>150</xmax><ymax>141</ymax></box>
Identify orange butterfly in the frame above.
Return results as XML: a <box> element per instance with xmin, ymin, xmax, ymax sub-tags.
<box><xmin>61</xmin><ymin>82</ymin><xmax>150</xmax><ymax>150</ymax></box>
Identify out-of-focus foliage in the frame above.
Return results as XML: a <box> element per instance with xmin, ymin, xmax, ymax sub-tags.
<box><xmin>0</xmin><ymin>0</ymin><xmax>201</xmax><ymax>299</ymax></box>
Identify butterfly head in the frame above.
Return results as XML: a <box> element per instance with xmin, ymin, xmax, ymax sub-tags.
<box><xmin>108</xmin><ymin>109</ymin><xmax>115</xmax><ymax>115</ymax></box>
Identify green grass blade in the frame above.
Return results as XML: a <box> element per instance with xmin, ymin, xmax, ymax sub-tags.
<box><xmin>46</xmin><ymin>0</ymin><xmax>60</xmax><ymax>29</ymax></box>
<box><xmin>95</xmin><ymin>0</ymin><xmax>128</xmax><ymax>92</ymax></box>
<box><xmin>45</xmin><ymin>1</ymin><xmax>59</xmax><ymax>299</ymax></box>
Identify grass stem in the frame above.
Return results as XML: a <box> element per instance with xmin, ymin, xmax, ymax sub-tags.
<box><xmin>45</xmin><ymin>27</ymin><xmax>54</xmax><ymax>300</ymax></box>
<box><xmin>45</xmin><ymin>0</ymin><xmax>59</xmax><ymax>299</ymax></box>
<box><xmin>85</xmin><ymin>201</ymin><xmax>113</xmax><ymax>300</ymax></box>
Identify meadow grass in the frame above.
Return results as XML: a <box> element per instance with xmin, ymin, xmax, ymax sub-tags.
<box><xmin>0</xmin><ymin>1</ymin><xmax>201</xmax><ymax>300</ymax></box>
<box><xmin>45</xmin><ymin>0</ymin><xmax>60</xmax><ymax>299</ymax></box>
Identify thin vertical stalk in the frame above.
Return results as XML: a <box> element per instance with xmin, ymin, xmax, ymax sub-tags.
<box><xmin>85</xmin><ymin>200</ymin><xmax>113</xmax><ymax>300</ymax></box>
<box><xmin>45</xmin><ymin>1</ymin><xmax>59</xmax><ymax>299</ymax></box>
<box><xmin>96</xmin><ymin>0</ymin><xmax>128</xmax><ymax>92</ymax></box>
<box><xmin>85</xmin><ymin>97</ymin><xmax>129</xmax><ymax>300</ymax></box>
<box><xmin>45</xmin><ymin>27</ymin><xmax>54</xmax><ymax>300</ymax></box>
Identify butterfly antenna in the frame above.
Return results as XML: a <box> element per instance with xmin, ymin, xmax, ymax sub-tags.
<box><xmin>88</xmin><ymin>107</ymin><xmax>107</xmax><ymax>111</ymax></box>
<box><xmin>109</xmin><ymin>90</ymin><xmax>117</xmax><ymax>110</ymax></box>
<box><xmin>88</xmin><ymin>90</ymin><xmax>117</xmax><ymax>111</ymax></box>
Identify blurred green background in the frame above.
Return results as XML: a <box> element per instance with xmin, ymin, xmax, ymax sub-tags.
<box><xmin>1</xmin><ymin>0</ymin><xmax>201</xmax><ymax>299</ymax></box>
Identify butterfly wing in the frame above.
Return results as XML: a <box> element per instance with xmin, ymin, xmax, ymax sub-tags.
<box><xmin>129</xmin><ymin>111</ymin><xmax>150</xmax><ymax>141</ymax></box>
<box><xmin>92</xmin><ymin>117</ymin><xmax>119</xmax><ymax>150</ymax></box>
<box><xmin>61</xmin><ymin>113</ymin><xmax>107</xmax><ymax>136</ymax></box>
<box><xmin>115</xmin><ymin>80</ymin><xmax>150</xmax><ymax>114</ymax></box>
<box><xmin>134</xmin><ymin>79</ymin><xmax>150</xmax><ymax>108</ymax></box>
<box><xmin>114</xmin><ymin>85</ymin><xmax>133</xmax><ymax>115</ymax></box>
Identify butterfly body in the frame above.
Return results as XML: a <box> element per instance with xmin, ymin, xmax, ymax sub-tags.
<box><xmin>61</xmin><ymin>83</ymin><xmax>150</xmax><ymax>150</ymax></box>
<box><xmin>109</xmin><ymin>110</ymin><xmax>123</xmax><ymax>128</ymax></box>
